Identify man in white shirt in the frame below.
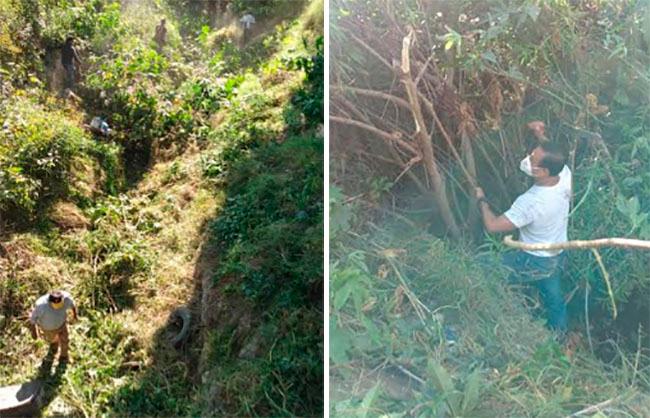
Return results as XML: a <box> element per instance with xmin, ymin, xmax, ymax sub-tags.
<box><xmin>475</xmin><ymin>125</ymin><xmax>570</xmax><ymax>333</ymax></box>
<box><xmin>29</xmin><ymin>290</ymin><xmax>78</xmax><ymax>362</ymax></box>
<box><xmin>240</xmin><ymin>12</ymin><xmax>256</xmax><ymax>44</ymax></box>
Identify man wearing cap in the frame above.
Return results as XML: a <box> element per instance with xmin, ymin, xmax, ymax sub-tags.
<box><xmin>475</xmin><ymin>121</ymin><xmax>571</xmax><ymax>334</ymax></box>
<box><xmin>29</xmin><ymin>290</ymin><xmax>78</xmax><ymax>362</ymax></box>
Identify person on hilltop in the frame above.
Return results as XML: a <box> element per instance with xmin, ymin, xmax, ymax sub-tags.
<box><xmin>475</xmin><ymin>121</ymin><xmax>571</xmax><ymax>335</ymax></box>
<box><xmin>61</xmin><ymin>36</ymin><xmax>82</xmax><ymax>91</ymax></box>
<box><xmin>29</xmin><ymin>290</ymin><xmax>78</xmax><ymax>363</ymax></box>
<box><xmin>240</xmin><ymin>11</ymin><xmax>256</xmax><ymax>45</ymax></box>
<box><xmin>154</xmin><ymin>18</ymin><xmax>168</xmax><ymax>51</ymax></box>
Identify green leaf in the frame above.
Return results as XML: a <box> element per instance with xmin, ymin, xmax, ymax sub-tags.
<box><xmin>481</xmin><ymin>50</ymin><xmax>498</xmax><ymax>64</ymax></box>
<box><xmin>361</xmin><ymin>316</ymin><xmax>381</xmax><ymax>345</ymax></box>
<box><xmin>330</xmin><ymin>321</ymin><xmax>352</xmax><ymax>364</ymax></box>
<box><xmin>428</xmin><ymin>359</ymin><xmax>454</xmax><ymax>394</ymax></box>
<box><xmin>334</xmin><ymin>280</ymin><xmax>353</xmax><ymax>310</ymax></box>
<box><xmin>613</xmin><ymin>91</ymin><xmax>630</xmax><ymax>106</ymax></box>
<box><xmin>444</xmin><ymin>38</ymin><xmax>454</xmax><ymax>51</ymax></box>
<box><xmin>357</xmin><ymin>383</ymin><xmax>381</xmax><ymax>418</ymax></box>
<box><xmin>461</xmin><ymin>369</ymin><xmax>481</xmax><ymax>413</ymax></box>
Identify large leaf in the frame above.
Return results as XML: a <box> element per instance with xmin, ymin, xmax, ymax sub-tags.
<box><xmin>330</xmin><ymin>320</ymin><xmax>352</xmax><ymax>365</ymax></box>
<box><xmin>461</xmin><ymin>369</ymin><xmax>481</xmax><ymax>413</ymax></box>
<box><xmin>428</xmin><ymin>360</ymin><xmax>454</xmax><ymax>394</ymax></box>
<box><xmin>357</xmin><ymin>383</ymin><xmax>381</xmax><ymax>418</ymax></box>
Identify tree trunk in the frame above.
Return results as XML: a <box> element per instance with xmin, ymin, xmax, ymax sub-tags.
<box><xmin>401</xmin><ymin>30</ymin><xmax>460</xmax><ymax>239</ymax></box>
<box><xmin>461</xmin><ymin>130</ymin><xmax>481</xmax><ymax>235</ymax></box>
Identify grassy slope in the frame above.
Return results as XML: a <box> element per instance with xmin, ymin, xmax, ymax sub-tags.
<box><xmin>0</xmin><ymin>1</ymin><xmax>322</xmax><ymax>416</ymax></box>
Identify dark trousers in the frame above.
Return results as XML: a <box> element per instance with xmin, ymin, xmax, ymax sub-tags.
<box><xmin>502</xmin><ymin>250</ymin><xmax>568</xmax><ymax>333</ymax></box>
<box><xmin>63</xmin><ymin>62</ymin><xmax>76</xmax><ymax>90</ymax></box>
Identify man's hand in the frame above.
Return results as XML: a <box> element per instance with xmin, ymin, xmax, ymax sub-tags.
<box><xmin>70</xmin><ymin>306</ymin><xmax>79</xmax><ymax>323</ymax></box>
<box><xmin>29</xmin><ymin>323</ymin><xmax>38</xmax><ymax>340</ymax></box>
<box><xmin>475</xmin><ymin>187</ymin><xmax>486</xmax><ymax>200</ymax></box>
<box><xmin>527</xmin><ymin>120</ymin><xmax>546</xmax><ymax>140</ymax></box>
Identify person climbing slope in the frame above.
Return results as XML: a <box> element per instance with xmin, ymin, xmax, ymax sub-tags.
<box><xmin>475</xmin><ymin>121</ymin><xmax>571</xmax><ymax>335</ymax></box>
<box><xmin>29</xmin><ymin>290</ymin><xmax>78</xmax><ymax>363</ymax></box>
<box><xmin>154</xmin><ymin>18</ymin><xmax>167</xmax><ymax>52</ymax></box>
<box><xmin>240</xmin><ymin>12</ymin><xmax>256</xmax><ymax>45</ymax></box>
<box><xmin>61</xmin><ymin>37</ymin><xmax>82</xmax><ymax>91</ymax></box>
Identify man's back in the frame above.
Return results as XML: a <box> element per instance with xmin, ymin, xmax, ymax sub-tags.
<box><xmin>61</xmin><ymin>44</ymin><xmax>75</xmax><ymax>65</ymax></box>
<box><xmin>504</xmin><ymin>165</ymin><xmax>572</xmax><ymax>256</ymax></box>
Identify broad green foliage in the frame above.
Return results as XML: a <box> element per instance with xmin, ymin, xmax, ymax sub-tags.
<box><xmin>41</xmin><ymin>0</ymin><xmax>103</xmax><ymax>47</ymax></box>
<box><xmin>212</xmin><ymin>137</ymin><xmax>323</xmax><ymax>304</ymax></box>
<box><xmin>0</xmin><ymin>97</ymin><xmax>88</xmax><ymax>218</ymax></box>
<box><xmin>330</xmin><ymin>218</ymin><xmax>648</xmax><ymax>417</ymax></box>
<box><xmin>230</xmin><ymin>0</ymin><xmax>305</xmax><ymax>17</ymax></box>
<box><xmin>200</xmin><ymin>15</ymin><xmax>323</xmax><ymax>416</ymax></box>
<box><xmin>1</xmin><ymin>0</ymin><xmax>322</xmax><ymax>417</ymax></box>
<box><xmin>285</xmin><ymin>36</ymin><xmax>325</xmax><ymax>127</ymax></box>
<box><xmin>206</xmin><ymin>136</ymin><xmax>323</xmax><ymax>417</ymax></box>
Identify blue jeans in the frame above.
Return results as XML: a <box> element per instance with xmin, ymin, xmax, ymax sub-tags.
<box><xmin>502</xmin><ymin>250</ymin><xmax>568</xmax><ymax>333</ymax></box>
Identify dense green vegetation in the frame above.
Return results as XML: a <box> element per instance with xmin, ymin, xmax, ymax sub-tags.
<box><xmin>331</xmin><ymin>0</ymin><xmax>650</xmax><ymax>416</ymax></box>
<box><xmin>0</xmin><ymin>0</ymin><xmax>322</xmax><ymax>416</ymax></box>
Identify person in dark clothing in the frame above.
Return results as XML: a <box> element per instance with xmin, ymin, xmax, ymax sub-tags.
<box><xmin>61</xmin><ymin>37</ymin><xmax>81</xmax><ymax>90</ymax></box>
<box><xmin>154</xmin><ymin>19</ymin><xmax>167</xmax><ymax>52</ymax></box>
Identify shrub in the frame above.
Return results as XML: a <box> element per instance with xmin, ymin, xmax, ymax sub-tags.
<box><xmin>0</xmin><ymin>96</ymin><xmax>91</xmax><ymax>221</ymax></box>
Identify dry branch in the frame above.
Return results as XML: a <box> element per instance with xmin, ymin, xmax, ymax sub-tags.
<box><xmin>332</xmin><ymin>86</ymin><xmax>412</xmax><ymax>111</ymax></box>
<box><xmin>330</xmin><ymin>115</ymin><xmax>420</xmax><ymax>157</ymax></box>
<box><xmin>401</xmin><ymin>29</ymin><xmax>460</xmax><ymax>238</ymax></box>
<box><xmin>504</xmin><ymin>236</ymin><xmax>650</xmax><ymax>251</ymax></box>
<box><xmin>567</xmin><ymin>398</ymin><xmax>615</xmax><ymax>417</ymax></box>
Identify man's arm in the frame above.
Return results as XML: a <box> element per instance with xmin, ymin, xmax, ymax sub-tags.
<box><xmin>476</xmin><ymin>188</ymin><xmax>517</xmax><ymax>233</ymax></box>
<box><xmin>29</xmin><ymin>309</ymin><xmax>39</xmax><ymax>339</ymax></box>
<box><xmin>65</xmin><ymin>294</ymin><xmax>78</xmax><ymax>322</ymax></box>
<box><xmin>73</xmin><ymin>47</ymin><xmax>82</xmax><ymax>65</ymax></box>
<box><xmin>29</xmin><ymin>322</ymin><xmax>38</xmax><ymax>339</ymax></box>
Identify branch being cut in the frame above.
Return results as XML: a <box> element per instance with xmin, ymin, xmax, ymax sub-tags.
<box><xmin>401</xmin><ymin>29</ymin><xmax>460</xmax><ymax>239</ymax></box>
<box><xmin>330</xmin><ymin>115</ymin><xmax>420</xmax><ymax>157</ymax></box>
<box><xmin>504</xmin><ymin>236</ymin><xmax>650</xmax><ymax>251</ymax></box>
<box><xmin>332</xmin><ymin>86</ymin><xmax>412</xmax><ymax>111</ymax></box>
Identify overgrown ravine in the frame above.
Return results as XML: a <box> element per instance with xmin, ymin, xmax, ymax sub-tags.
<box><xmin>0</xmin><ymin>0</ymin><xmax>323</xmax><ymax>416</ymax></box>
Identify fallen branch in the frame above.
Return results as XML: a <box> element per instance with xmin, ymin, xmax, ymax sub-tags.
<box><xmin>503</xmin><ymin>236</ymin><xmax>650</xmax><ymax>251</ymax></box>
<box><xmin>567</xmin><ymin>397</ymin><xmax>615</xmax><ymax>417</ymax></box>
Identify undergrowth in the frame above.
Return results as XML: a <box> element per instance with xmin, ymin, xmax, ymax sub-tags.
<box><xmin>330</xmin><ymin>0</ymin><xmax>650</xmax><ymax>416</ymax></box>
<box><xmin>0</xmin><ymin>0</ymin><xmax>322</xmax><ymax>416</ymax></box>
<box><xmin>330</xmin><ymin>208</ymin><xmax>650</xmax><ymax>417</ymax></box>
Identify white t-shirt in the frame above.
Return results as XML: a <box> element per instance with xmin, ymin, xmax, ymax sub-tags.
<box><xmin>240</xmin><ymin>14</ymin><xmax>256</xmax><ymax>29</ymax></box>
<box><xmin>504</xmin><ymin>165</ymin><xmax>572</xmax><ymax>257</ymax></box>
<box><xmin>30</xmin><ymin>291</ymin><xmax>75</xmax><ymax>330</ymax></box>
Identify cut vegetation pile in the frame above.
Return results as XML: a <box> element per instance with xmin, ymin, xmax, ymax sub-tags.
<box><xmin>330</xmin><ymin>0</ymin><xmax>650</xmax><ymax>416</ymax></box>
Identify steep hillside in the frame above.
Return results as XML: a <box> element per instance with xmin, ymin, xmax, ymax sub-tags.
<box><xmin>0</xmin><ymin>0</ymin><xmax>323</xmax><ymax>416</ymax></box>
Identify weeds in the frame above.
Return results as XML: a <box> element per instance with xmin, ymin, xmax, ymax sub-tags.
<box><xmin>1</xmin><ymin>1</ymin><xmax>322</xmax><ymax>416</ymax></box>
